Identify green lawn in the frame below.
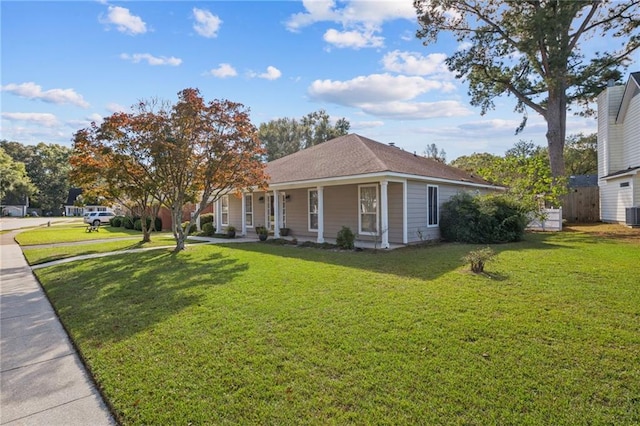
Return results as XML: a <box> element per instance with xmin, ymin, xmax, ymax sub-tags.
<box><xmin>14</xmin><ymin>222</ymin><xmax>165</xmax><ymax>245</ymax></box>
<box><xmin>34</xmin><ymin>229</ymin><xmax>640</xmax><ymax>425</ymax></box>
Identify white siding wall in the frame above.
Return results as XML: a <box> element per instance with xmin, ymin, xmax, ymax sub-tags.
<box><xmin>599</xmin><ymin>177</ymin><xmax>636</xmax><ymax>223</ymax></box>
<box><xmin>621</xmin><ymin>93</ymin><xmax>640</xmax><ymax>168</ymax></box>
<box><xmin>606</xmin><ymin>87</ymin><xmax>625</xmax><ymax>173</ymax></box>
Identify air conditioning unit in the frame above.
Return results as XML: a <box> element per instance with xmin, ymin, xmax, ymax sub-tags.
<box><xmin>626</xmin><ymin>207</ymin><xmax>640</xmax><ymax>226</ymax></box>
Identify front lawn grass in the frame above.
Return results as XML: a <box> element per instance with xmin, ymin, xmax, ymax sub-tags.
<box><xmin>35</xmin><ymin>230</ymin><xmax>640</xmax><ymax>425</ymax></box>
<box><xmin>15</xmin><ymin>222</ymin><xmax>154</xmax><ymax>245</ymax></box>
<box><xmin>21</xmin><ymin>236</ymin><xmax>183</xmax><ymax>265</ymax></box>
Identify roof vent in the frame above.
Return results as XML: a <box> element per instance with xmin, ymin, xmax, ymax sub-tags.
<box><xmin>388</xmin><ymin>142</ymin><xmax>395</xmax><ymax>147</ymax></box>
<box><xmin>607</xmin><ymin>79</ymin><xmax>615</xmax><ymax>87</ymax></box>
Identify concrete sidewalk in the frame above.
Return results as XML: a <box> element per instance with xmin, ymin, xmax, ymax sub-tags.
<box><xmin>0</xmin><ymin>231</ymin><xmax>115</xmax><ymax>425</ymax></box>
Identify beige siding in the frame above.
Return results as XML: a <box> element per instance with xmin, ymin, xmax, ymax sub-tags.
<box><xmin>280</xmin><ymin>188</ymin><xmax>316</xmax><ymax>239</ymax></box>
<box><xmin>323</xmin><ymin>185</ymin><xmax>359</xmax><ymax>240</ymax></box>
<box><xmin>227</xmin><ymin>195</ymin><xmax>243</xmax><ymax>231</ymax></box>
<box><xmin>387</xmin><ymin>182</ymin><xmax>403</xmax><ymax>243</ymax></box>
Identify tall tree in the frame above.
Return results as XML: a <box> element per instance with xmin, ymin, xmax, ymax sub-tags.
<box><xmin>259</xmin><ymin>110</ymin><xmax>350</xmax><ymax>161</ymax></box>
<box><xmin>158</xmin><ymin>89</ymin><xmax>267</xmax><ymax>251</ymax></box>
<box><xmin>1</xmin><ymin>140</ymin><xmax>71</xmax><ymax>213</ymax></box>
<box><xmin>0</xmin><ymin>147</ymin><xmax>36</xmax><ymax>204</ymax></box>
<box><xmin>564</xmin><ymin>133</ymin><xmax>597</xmax><ymax>176</ymax></box>
<box><xmin>415</xmin><ymin>0</ymin><xmax>640</xmax><ymax>178</ymax></box>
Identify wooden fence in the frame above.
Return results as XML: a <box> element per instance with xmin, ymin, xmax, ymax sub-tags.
<box><xmin>561</xmin><ymin>187</ymin><xmax>599</xmax><ymax>223</ymax></box>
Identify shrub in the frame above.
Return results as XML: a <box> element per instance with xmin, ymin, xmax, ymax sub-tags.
<box><xmin>133</xmin><ymin>219</ymin><xmax>143</xmax><ymax>231</ymax></box>
<box><xmin>200</xmin><ymin>213</ymin><xmax>214</xmax><ymax>226</ymax></box>
<box><xmin>202</xmin><ymin>222</ymin><xmax>215</xmax><ymax>236</ymax></box>
<box><xmin>182</xmin><ymin>222</ymin><xmax>197</xmax><ymax>235</ymax></box>
<box><xmin>336</xmin><ymin>226</ymin><xmax>355</xmax><ymax>249</ymax></box>
<box><xmin>440</xmin><ymin>193</ymin><xmax>528</xmax><ymax>244</ymax></box>
<box><xmin>110</xmin><ymin>216</ymin><xmax>124</xmax><ymax>227</ymax></box>
<box><xmin>462</xmin><ymin>247</ymin><xmax>496</xmax><ymax>273</ymax></box>
<box><xmin>123</xmin><ymin>216</ymin><xmax>136</xmax><ymax>230</ymax></box>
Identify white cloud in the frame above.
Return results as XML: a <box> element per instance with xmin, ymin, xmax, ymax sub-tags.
<box><xmin>286</xmin><ymin>0</ymin><xmax>414</xmax><ymax>31</ymax></box>
<box><xmin>101</xmin><ymin>6</ymin><xmax>147</xmax><ymax>35</ymax></box>
<box><xmin>308</xmin><ymin>74</ymin><xmax>455</xmax><ymax>105</ymax></box>
<box><xmin>120</xmin><ymin>53</ymin><xmax>182</xmax><ymax>66</ymax></box>
<box><xmin>249</xmin><ymin>66</ymin><xmax>282</xmax><ymax>80</ymax></box>
<box><xmin>208</xmin><ymin>63</ymin><xmax>237</xmax><ymax>78</ymax></box>
<box><xmin>353</xmin><ymin>120</ymin><xmax>385</xmax><ymax>129</ymax></box>
<box><xmin>66</xmin><ymin>113</ymin><xmax>104</xmax><ymax>129</ymax></box>
<box><xmin>286</xmin><ymin>0</ymin><xmax>414</xmax><ymax>50</ymax></box>
<box><xmin>358</xmin><ymin>101</ymin><xmax>472</xmax><ymax>119</ymax></box>
<box><xmin>2</xmin><ymin>112</ymin><xmax>59</xmax><ymax>127</ymax></box>
<box><xmin>106</xmin><ymin>103</ymin><xmax>127</xmax><ymax>113</ymax></box>
<box><xmin>382</xmin><ymin>50</ymin><xmax>450</xmax><ymax>76</ymax></box>
<box><xmin>193</xmin><ymin>8</ymin><xmax>222</xmax><ymax>38</ymax></box>
<box><xmin>1</xmin><ymin>82</ymin><xmax>89</xmax><ymax>108</ymax></box>
<box><xmin>323</xmin><ymin>28</ymin><xmax>383</xmax><ymax>49</ymax></box>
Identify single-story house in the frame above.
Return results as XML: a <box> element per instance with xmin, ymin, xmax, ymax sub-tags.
<box><xmin>64</xmin><ymin>188</ymin><xmax>117</xmax><ymax>217</ymax></box>
<box><xmin>207</xmin><ymin>134</ymin><xmax>499</xmax><ymax>248</ymax></box>
<box><xmin>597</xmin><ymin>72</ymin><xmax>640</xmax><ymax>225</ymax></box>
<box><xmin>1</xmin><ymin>194</ymin><xmax>30</xmax><ymax>217</ymax></box>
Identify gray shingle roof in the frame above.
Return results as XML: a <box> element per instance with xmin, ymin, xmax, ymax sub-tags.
<box><xmin>265</xmin><ymin>134</ymin><xmax>493</xmax><ymax>186</ymax></box>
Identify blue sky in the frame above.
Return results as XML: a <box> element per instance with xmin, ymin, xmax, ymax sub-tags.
<box><xmin>0</xmin><ymin>1</ymin><xmax>633</xmax><ymax>161</ymax></box>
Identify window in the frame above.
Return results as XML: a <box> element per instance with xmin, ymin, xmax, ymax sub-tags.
<box><xmin>308</xmin><ymin>189</ymin><xmax>318</xmax><ymax>231</ymax></box>
<box><xmin>359</xmin><ymin>185</ymin><xmax>378</xmax><ymax>234</ymax></box>
<box><xmin>427</xmin><ymin>185</ymin><xmax>438</xmax><ymax>226</ymax></box>
<box><xmin>245</xmin><ymin>194</ymin><xmax>253</xmax><ymax>227</ymax></box>
<box><xmin>221</xmin><ymin>195</ymin><xmax>229</xmax><ymax>226</ymax></box>
<box><xmin>620</xmin><ymin>182</ymin><xmax>630</xmax><ymax>188</ymax></box>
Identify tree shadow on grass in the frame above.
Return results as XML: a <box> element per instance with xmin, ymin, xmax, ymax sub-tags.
<box><xmin>222</xmin><ymin>232</ymin><xmax>565</xmax><ymax>282</ymax></box>
<box><xmin>36</xmin><ymin>249</ymin><xmax>247</xmax><ymax>345</ymax></box>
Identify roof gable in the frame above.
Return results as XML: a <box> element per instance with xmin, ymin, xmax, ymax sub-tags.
<box><xmin>616</xmin><ymin>71</ymin><xmax>640</xmax><ymax>123</ymax></box>
<box><xmin>265</xmin><ymin>134</ymin><xmax>493</xmax><ymax>186</ymax></box>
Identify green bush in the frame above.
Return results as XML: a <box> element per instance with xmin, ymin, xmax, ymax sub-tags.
<box><xmin>123</xmin><ymin>216</ymin><xmax>136</xmax><ymax>230</ymax></box>
<box><xmin>440</xmin><ymin>193</ymin><xmax>528</xmax><ymax>244</ymax></box>
<box><xmin>182</xmin><ymin>222</ymin><xmax>197</xmax><ymax>235</ymax></box>
<box><xmin>110</xmin><ymin>216</ymin><xmax>124</xmax><ymax>227</ymax></box>
<box><xmin>133</xmin><ymin>219</ymin><xmax>143</xmax><ymax>231</ymax></box>
<box><xmin>336</xmin><ymin>226</ymin><xmax>355</xmax><ymax>249</ymax></box>
<box><xmin>200</xmin><ymin>213</ymin><xmax>214</xmax><ymax>226</ymax></box>
<box><xmin>202</xmin><ymin>222</ymin><xmax>215</xmax><ymax>236</ymax></box>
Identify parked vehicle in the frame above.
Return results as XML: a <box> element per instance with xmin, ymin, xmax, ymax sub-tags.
<box><xmin>83</xmin><ymin>211</ymin><xmax>115</xmax><ymax>226</ymax></box>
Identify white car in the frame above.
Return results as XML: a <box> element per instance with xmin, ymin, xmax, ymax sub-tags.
<box><xmin>84</xmin><ymin>211</ymin><xmax>115</xmax><ymax>226</ymax></box>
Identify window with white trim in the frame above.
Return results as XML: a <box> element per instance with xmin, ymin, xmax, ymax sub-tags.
<box><xmin>221</xmin><ymin>195</ymin><xmax>229</xmax><ymax>226</ymax></box>
<box><xmin>308</xmin><ymin>189</ymin><xmax>318</xmax><ymax>231</ymax></box>
<box><xmin>427</xmin><ymin>185</ymin><xmax>438</xmax><ymax>226</ymax></box>
<box><xmin>359</xmin><ymin>184</ymin><xmax>378</xmax><ymax>234</ymax></box>
<box><xmin>245</xmin><ymin>194</ymin><xmax>253</xmax><ymax>227</ymax></box>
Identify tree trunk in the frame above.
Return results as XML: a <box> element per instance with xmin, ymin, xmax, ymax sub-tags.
<box><xmin>172</xmin><ymin>205</ymin><xmax>186</xmax><ymax>251</ymax></box>
<box><xmin>545</xmin><ymin>88</ymin><xmax>567</xmax><ymax>179</ymax></box>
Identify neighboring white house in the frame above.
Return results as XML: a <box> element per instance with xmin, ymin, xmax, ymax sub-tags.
<box><xmin>597</xmin><ymin>72</ymin><xmax>640</xmax><ymax>225</ymax></box>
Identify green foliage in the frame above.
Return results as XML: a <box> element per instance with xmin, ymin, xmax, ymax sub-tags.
<box><xmin>199</xmin><ymin>213</ymin><xmax>214</xmax><ymax>226</ymax></box>
<box><xmin>1</xmin><ymin>141</ymin><xmax>71</xmax><ymax>213</ymax></box>
<box><xmin>440</xmin><ymin>193</ymin><xmax>529</xmax><ymax>244</ymax></box>
<box><xmin>202</xmin><ymin>222</ymin><xmax>215</xmax><ymax>236</ymax></box>
<box><xmin>110</xmin><ymin>216</ymin><xmax>124</xmax><ymax>227</ymax></box>
<box><xmin>133</xmin><ymin>219</ymin><xmax>143</xmax><ymax>231</ymax></box>
<box><xmin>259</xmin><ymin>110</ymin><xmax>350</xmax><ymax>161</ymax></box>
<box><xmin>123</xmin><ymin>216</ymin><xmax>136</xmax><ymax>230</ymax></box>
<box><xmin>182</xmin><ymin>222</ymin><xmax>197</xmax><ymax>235</ymax></box>
<box><xmin>462</xmin><ymin>247</ymin><xmax>496</xmax><ymax>273</ymax></box>
<box><xmin>0</xmin><ymin>146</ymin><xmax>36</xmax><ymax>202</ymax></box>
<box><xmin>132</xmin><ymin>217</ymin><xmax>161</xmax><ymax>232</ymax></box>
<box><xmin>564</xmin><ymin>133</ymin><xmax>597</xmax><ymax>176</ymax></box>
<box><xmin>336</xmin><ymin>226</ymin><xmax>355</xmax><ymax>249</ymax></box>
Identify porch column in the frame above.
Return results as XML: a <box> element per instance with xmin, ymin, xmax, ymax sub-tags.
<box><xmin>215</xmin><ymin>198</ymin><xmax>222</xmax><ymax>233</ymax></box>
<box><xmin>273</xmin><ymin>190</ymin><xmax>280</xmax><ymax>238</ymax></box>
<box><xmin>317</xmin><ymin>186</ymin><xmax>325</xmax><ymax>243</ymax></box>
<box><xmin>241</xmin><ymin>193</ymin><xmax>247</xmax><ymax>236</ymax></box>
<box><xmin>380</xmin><ymin>180</ymin><xmax>389</xmax><ymax>249</ymax></box>
<box><xmin>402</xmin><ymin>180</ymin><xmax>408</xmax><ymax>244</ymax></box>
